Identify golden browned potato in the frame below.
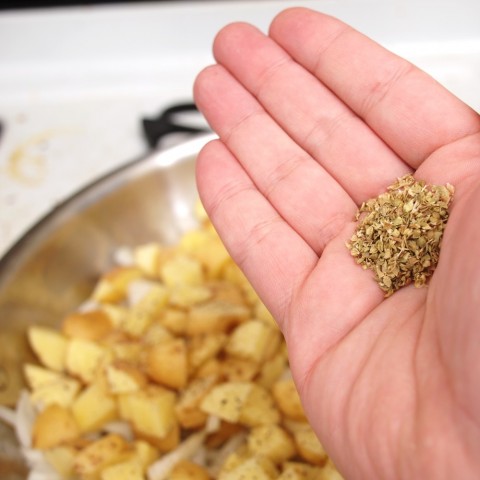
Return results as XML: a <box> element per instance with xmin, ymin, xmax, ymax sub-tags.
<box><xmin>272</xmin><ymin>379</ymin><xmax>307</xmax><ymax>421</ymax></box>
<box><xmin>144</xmin><ymin>338</ymin><xmax>188</xmax><ymax>390</ymax></box>
<box><xmin>73</xmin><ymin>433</ymin><xmax>131</xmax><ymax>478</ymax></box>
<box><xmin>32</xmin><ymin>404</ymin><xmax>79</xmax><ymax>449</ymax></box>
<box><xmin>118</xmin><ymin>385</ymin><xmax>177</xmax><ymax>441</ymax></box>
<box><xmin>71</xmin><ymin>383</ymin><xmax>118</xmax><ymax>434</ymax></box>
<box><xmin>170</xmin><ymin>459</ymin><xmax>211</xmax><ymax>480</ymax></box>
<box><xmin>62</xmin><ymin>310</ymin><xmax>113</xmax><ymax>341</ymax></box>
<box><xmin>27</xmin><ymin>326</ymin><xmax>68</xmax><ymax>372</ymax></box>
<box><xmin>247</xmin><ymin>424</ymin><xmax>296</xmax><ymax>464</ymax></box>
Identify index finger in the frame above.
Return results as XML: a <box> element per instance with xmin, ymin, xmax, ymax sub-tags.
<box><xmin>269</xmin><ymin>7</ymin><xmax>480</xmax><ymax>168</ymax></box>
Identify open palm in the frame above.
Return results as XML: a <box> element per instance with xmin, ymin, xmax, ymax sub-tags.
<box><xmin>194</xmin><ymin>8</ymin><xmax>480</xmax><ymax>479</ymax></box>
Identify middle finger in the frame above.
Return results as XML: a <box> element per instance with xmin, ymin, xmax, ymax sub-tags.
<box><xmin>213</xmin><ymin>22</ymin><xmax>410</xmax><ymax>203</ymax></box>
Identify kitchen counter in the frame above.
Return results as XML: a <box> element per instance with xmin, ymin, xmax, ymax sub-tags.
<box><xmin>1</xmin><ymin>0</ymin><xmax>479</xmax><ymax>258</ymax></box>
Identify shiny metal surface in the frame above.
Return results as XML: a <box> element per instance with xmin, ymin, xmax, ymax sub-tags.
<box><xmin>0</xmin><ymin>134</ymin><xmax>215</xmax><ymax>478</ymax></box>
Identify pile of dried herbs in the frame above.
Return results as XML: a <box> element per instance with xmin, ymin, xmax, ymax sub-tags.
<box><xmin>346</xmin><ymin>174</ymin><xmax>454</xmax><ymax>297</ymax></box>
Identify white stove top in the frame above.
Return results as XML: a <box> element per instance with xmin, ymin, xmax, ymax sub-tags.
<box><xmin>1</xmin><ymin>0</ymin><xmax>479</xmax><ymax>257</ymax></box>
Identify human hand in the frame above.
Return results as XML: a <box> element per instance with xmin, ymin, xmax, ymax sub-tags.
<box><xmin>194</xmin><ymin>7</ymin><xmax>480</xmax><ymax>479</ymax></box>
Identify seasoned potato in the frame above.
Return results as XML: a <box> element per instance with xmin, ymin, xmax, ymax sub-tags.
<box><xmin>21</xmin><ymin>206</ymin><xmax>344</xmax><ymax>480</ymax></box>
<box><xmin>247</xmin><ymin>424</ymin><xmax>296</xmax><ymax>464</ymax></box>
<box><xmin>27</xmin><ymin>326</ymin><xmax>68</xmax><ymax>372</ymax></box>
<box><xmin>219</xmin><ymin>454</ymin><xmax>278</xmax><ymax>480</ymax></box>
<box><xmin>144</xmin><ymin>338</ymin><xmax>188</xmax><ymax>390</ymax></box>
<box><xmin>32</xmin><ymin>404</ymin><xmax>79</xmax><ymax>449</ymax></box>
<box><xmin>118</xmin><ymin>385</ymin><xmax>177</xmax><ymax>441</ymax></box>
<box><xmin>170</xmin><ymin>459</ymin><xmax>211</xmax><ymax>480</ymax></box>
<box><xmin>24</xmin><ymin>364</ymin><xmax>81</xmax><ymax>408</ymax></box>
<box><xmin>272</xmin><ymin>379</ymin><xmax>307</xmax><ymax>421</ymax></box>
<box><xmin>225</xmin><ymin>319</ymin><xmax>281</xmax><ymax>364</ymax></box>
<box><xmin>62</xmin><ymin>310</ymin><xmax>113</xmax><ymax>341</ymax></box>
<box><xmin>92</xmin><ymin>266</ymin><xmax>143</xmax><ymax>303</ymax></box>
<box><xmin>175</xmin><ymin>375</ymin><xmax>217</xmax><ymax>429</ymax></box>
<box><xmin>73</xmin><ymin>433</ymin><xmax>131</xmax><ymax>477</ymax></box>
<box><xmin>187</xmin><ymin>301</ymin><xmax>250</xmax><ymax>335</ymax></box>
<box><xmin>293</xmin><ymin>426</ymin><xmax>328</xmax><ymax>466</ymax></box>
<box><xmin>104</xmin><ymin>361</ymin><xmax>147</xmax><ymax>394</ymax></box>
<box><xmin>71</xmin><ymin>383</ymin><xmax>118</xmax><ymax>434</ymax></box>
<box><xmin>66</xmin><ymin>338</ymin><xmax>110</xmax><ymax>383</ymax></box>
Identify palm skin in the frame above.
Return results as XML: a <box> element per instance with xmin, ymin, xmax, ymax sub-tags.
<box><xmin>193</xmin><ymin>8</ymin><xmax>480</xmax><ymax>479</ymax></box>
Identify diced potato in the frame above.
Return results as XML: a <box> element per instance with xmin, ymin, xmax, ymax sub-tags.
<box><xmin>32</xmin><ymin>404</ymin><xmax>79</xmax><ymax>449</ymax></box>
<box><xmin>247</xmin><ymin>424</ymin><xmax>296</xmax><ymax>464</ymax></box>
<box><xmin>109</xmin><ymin>340</ymin><xmax>142</xmax><ymax>363</ymax></box>
<box><xmin>156</xmin><ymin>308</ymin><xmax>188</xmax><ymax>335</ymax></box>
<box><xmin>256</xmin><ymin>351</ymin><xmax>288</xmax><ymax>389</ymax></box>
<box><xmin>225</xmin><ymin>320</ymin><xmax>281</xmax><ymax>364</ymax></box>
<box><xmin>200</xmin><ymin>382</ymin><xmax>253</xmax><ymax>423</ymax></box>
<box><xmin>142</xmin><ymin>322</ymin><xmax>174</xmax><ymax>346</ymax></box>
<box><xmin>62</xmin><ymin>310</ymin><xmax>113</xmax><ymax>341</ymax></box>
<box><xmin>238</xmin><ymin>384</ymin><xmax>280</xmax><ymax>427</ymax></box>
<box><xmin>188</xmin><ymin>333</ymin><xmax>227</xmax><ymax>371</ymax></box>
<box><xmin>118</xmin><ymin>385</ymin><xmax>177</xmax><ymax>441</ymax></box>
<box><xmin>145</xmin><ymin>338</ymin><xmax>188</xmax><ymax>390</ymax></box>
<box><xmin>221</xmin><ymin>262</ymin><xmax>259</xmax><ymax>306</ymax></box>
<box><xmin>175</xmin><ymin>375</ymin><xmax>217</xmax><ymax>429</ymax></box>
<box><xmin>101</xmin><ymin>458</ymin><xmax>144</xmax><ymax>480</ymax></box>
<box><xmin>133</xmin><ymin>242</ymin><xmax>163</xmax><ymax>277</ymax></box>
<box><xmin>219</xmin><ymin>455</ymin><xmax>278</xmax><ymax>480</ymax></box>
<box><xmin>278</xmin><ymin>462</ymin><xmax>324</xmax><ymax>480</ymax></box>
<box><xmin>169</xmin><ymin>284</ymin><xmax>212</xmax><ymax>308</ymax></box>
<box><xmin>187</xmin><ymin>301</ymin><xmax>250</xmax><ymax>335</ymax></box>
<box><xmin>44</xmin><ymin>446</ymin><xmax>77</xmax><ymax>477</ymax></box>
<box><xmin>160</xmin><ymin>254</ymin><xmax>204</xmax><ymax>287</ymax></box>
<box><xmin>180</xmin><ymin>229</ymin><xmax>231</xmax><ymax>279</ymax></box>
<box><xmin>122</xmin><ymin>284</ymin><xmax>169</xmax><ymax>337</ymax></box>
<box><xmin>133</xmin><ymin>440</ymin><xmax>159</xmax><ymax>470</ymax></box>
<box><xmin>293</xmin><ymin>427</ymin><xmax>328</xmax><ymax>466</ymax></box>
<box><xmin>73</xmin><ymin>433</ymin><xmax>131</xmax><ymax>477</ymax></box>
<box><xmin>24</xmin><ymin>364</ymin><xmax>81</xmax><ymax>408</ymax></box>
<box><xmin>201</xmin><ymin>382</ymin><xmax>279</xmax><ymax>427</ymax></box>
<box><xmin>319</xmin><ymin>460</ymin><xmax>345</xmax><ymax>480</ymax></box>
<box><xmin>204</xmin><ymin>420</ymin><xmax>244</xmax><ymax>449</ymax></box>
<box><xmin>170</xmin><ymin>459</ymin><xmax>211</xmax><ymax>480</ymax></box>
<box><xmin>72</xmin><ymin>383</ymin><xmax>118</xmax><ymax>433</ymax></box>
<box><xmin>92</xmin><ymin>266</ymin><xmax>143</xmax><ymax>303</ymax></box>
<box><xmin>272</xmin><ymin>379</ymin><xmax>307</xmax><ymax>421</ymax></box>
<box><xmin>208</xmin><ymin>281</ymin><xmax>247</xmax><ymax>307</ymax></box>
<box><xmin>101</xmin><ymin>304</ymin><xmax>128</xmax><ymax>328</ymax></box>
<box><xmin>194</xmin><ymin>358</ymin><xmax>222</xmax><ymax>380</ymax></box>
<box><xmin>221</xmin><ymin>357</ymin><xmax>259</xmax><ymax>382</ymax></box>
<box><xmin>66</xmin><ymin>338</ymin><xmax>109</xmax><ymax>383</ymax></box>
<box><xmin>105</xmin><ymin>361</ymin><xmax>147</xmax><ymax>394</ymax></box>
<box><xmin>27</xmin><ymin>326</ymin><xmax>68</xmax><ymax>372</ymax></box>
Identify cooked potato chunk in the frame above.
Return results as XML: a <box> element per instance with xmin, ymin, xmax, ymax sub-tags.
<box><xmin>100</xmin><ymin>458</ymin><xmax>144</xmax><ymax>480</ymax></box>
<box><xmin>278</xmin><ymin>462</ymin><xmax>324</xmax><ymax>480</ymax></box>
<box><xmin>27</xmin><ymin>326</ymin><xmax>68</xmax><ymax>372</ymax></box>
<box><xmin>219</xmin><ymin>455</ymin><xmax>278</xmax><ymax>480</ymax></box>
<box><xmin>66</xmin><ymin>338</ymin><xmax>109</xmax><ymax>383</ymax></box>
<box><xmin>92</xmin><ymin>266</ymin><xmax>143</xmax><ymax>303</ymax></box>
<box><xmin>71</xmin><ymin>383</ymin><xmax>118</xmax><ymax>434</ymax></box>
<box><xmin>73</xmin><ymin>433</ymin><xmax>131</xmax><ymax>477</ymax></box>
<box><xmin>247</xmin><ymin>424</ymin><xmax>296</xmax><ymax>464</ymax></box>
<box><xmin>170</xmin><ymin>459</ymin><xmax>211</xmax><ymax>480</ymax></box>
<box><xmin>24</xmin><ymin>364</ymin><xmax>81</xmax><ymax>408</ymax></box>
<box><xmin>225</xmin><ymin>319</ymin><xmax>280</xmax><ymax>363</ymax></box>
<box><xmin>293</xmin><ymin>426</ymin><xmax>328</xmax><ymax>466</ymax></box>
<box><xmin>32</xmin><ymin>404</ymin><xmax>79</xmax><ymax>449</ymax></box>
<box><xmin>105</xmin><ymin>361</ymin><xmax>147</xmax><ymax>394</ymax></box>
<box><xmin>145</xmin><ymin>338</ymin><xmax>188</xmax><ymax>390</ymax></box>
<box><xmin>160</xmin><ymin>254</ymin><xmax>204</xmax><ymax>287</ymax></box>
<box><xmin>187</xmin><ymin>301</ymin><xmax>249</xmax><ymax>335</ymax></box>
<box><xmin>272</xmin><ymin>379</ymin><xmax>307</xmax><ymax>421</ymax></box>
<box><xmin>118</xmin><ymin>385</ymin><xmax>177</xmax><ymax>441</ymax></box>
<box><xmin>62</xmin><ymin>310</ymin><xmax>113</xmax><ymax>341</ymax></box>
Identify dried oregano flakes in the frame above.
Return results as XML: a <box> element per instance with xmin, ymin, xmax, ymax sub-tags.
<box><xmin>346</xmin><ymin>174</ymin><xmax>454</xmax><ymax>297</ymax></box>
